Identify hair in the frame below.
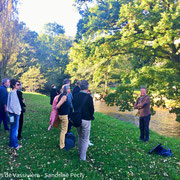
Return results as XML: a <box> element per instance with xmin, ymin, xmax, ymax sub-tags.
<box><xmin>140</xmin><ymin>87</ymin><xmax>147</xmax><ymax>91</ymax></box>
<box><xmin>75</xmin><ymin>80</ymin><xmax>81</xmax><ymax>86</ymax></box>
<box><xmin>10</xmin><ymin>79</ymin><xmax>18</xmax><ymax>89</ymax></box>
<box><xmin>63</xmin><ymin>78</ymin><xmax>70</xmax><ymax>85</ymax></box>
<box><xmin>80</xmin><ymin>80</ymin><xmax>89</xmax><ymax>90</ymax></box>
<box><xmin>63</xmin><ymin>85</ymin><xmax>70</xmax><ymax>95</ymax></box>
<box><xmin>2</xmin><ymin>78</ymin><xmax>9</xmax><ymax>85</ymax></box>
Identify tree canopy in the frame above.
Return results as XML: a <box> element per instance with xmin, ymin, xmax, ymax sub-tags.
<box><xmin>67</xmin><ymin>0</ymin><xmax>180</xmax><ymax>120</ymax></box>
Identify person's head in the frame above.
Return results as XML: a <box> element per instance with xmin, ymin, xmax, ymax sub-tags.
<box><xmin>51</xmin><ymin>84</ymin><xmax>56</xmax><ymax>89</ymax></box>
<box><xmin>63</xmin><ymin>78</ymin><xmax>70</xmax><ymax>85</ymax></box>
<box><xmin>10</xmin><ymin>79</ymin><xmax>20</xmax><ymax>90</ymax></box>
<box><xmin>17</xmin><ymin>81</ymin><xmax>22</xmax><ymax>90</ymax></box>
<box><xmin>140</xmin><ymin>87</ymin><xmax>147</xmax><ymax>96</ymax></box>
<box><xmin>2</xmin><ymin>78</ymin><xmax>10</xmax><ymax>87</ymax></box>
<box><xmin>75</xmin><ymin>81</ymin><xmax>81</xmax><ymax>87</ymax></box>
<box><xmin>80</xmin><ymin>80</ymin><xmax>89</xmax><ymax>91</ymax></box>
<box><xmin>63</xmin><ymin>85</ymin><xmax>71</xmax><ymax>95</ymax></box>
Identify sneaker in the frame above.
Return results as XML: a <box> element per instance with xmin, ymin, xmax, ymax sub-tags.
<box><xmin>15</xmin><ymin>145</ymin><xmax>22</xmax><ymax>150</ymax></box>
<box><xmin>18</xmin><ymin>136</ymin><xmax>23</xmax><ymax>140</ymax></box>
<box><xmin>88</xmin><ymin>142</ymin><xmax>94</xmax><ymax>146</ymax></box>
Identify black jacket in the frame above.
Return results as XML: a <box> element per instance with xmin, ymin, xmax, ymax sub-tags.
<box><xmin>17</xmin><ymin>90</ymin><xmax>26</xmax><ymax>112</ymax></box>
<box><xmin>73</xmin><ymin>92</ymin><xmax>94</xmax><ymax>120</ymax></box>
<box><xmin>50</xmin><ymin>88</ymin><xmax>58</xmax><ymax>105</ymax></box>
<box><xmin>72</xmin><ymin>86</ymin><xmax>80</xmax><ymax>98</ymax></box>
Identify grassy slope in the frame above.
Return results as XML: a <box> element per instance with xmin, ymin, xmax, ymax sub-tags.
<box><xmin>0</xmin><ymin>93</ymin><xmax>179</xmax><ymax>180</ymax></box>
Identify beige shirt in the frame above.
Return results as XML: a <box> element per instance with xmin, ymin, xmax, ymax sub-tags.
<box><xmin>7</xmin><ymin>91</ymin><xmax>21</xmax><ymax>115</ymax></box>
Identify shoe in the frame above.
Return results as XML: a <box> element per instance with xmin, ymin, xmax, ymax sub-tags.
<box><xmin>15</xmin><ymin>145</ymin><xmax>22</xmax><ymax>150</ymax></box>
<box><xmin>18</xmin><ymin>137</ymin><xmax>23</xmax><ymax>140</ymax></box>
<box><xmin>144</xmin><ymin>140</ymin><xmax>149</xmax><ymax>142</ymax></box>
<box><xmin>57</xmin><ymin>145</ymin><xmax>67</xmax><ymax>151</ymax></box>
<box><xmin>80</xmin><ymin>158</ymin><xmax>86</xmax><ymax>161</ymax></box>
<box><xmin>88</xmin><ymin>142</ymin><xmax>94</xmax><ymax>146</ymax></box>
<box><xmin>61</xmin><ymin>147</ymin><xmax>67</xmax><ymax>151</ymax></box>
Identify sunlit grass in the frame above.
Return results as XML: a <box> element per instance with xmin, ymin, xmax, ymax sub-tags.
<box><xmin>0</xmin><ymin>93</ymin><xmax>179</xmax><ymax>179</ymax></box>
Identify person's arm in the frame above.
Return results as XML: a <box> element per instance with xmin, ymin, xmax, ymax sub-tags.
<box><xmin>137</xmin><ymin>96</ymin><xmax>150</xmax><ymax>109</ymax></box>
<box><xmin>89</xmin><ymin>96</ymin><xmax>94</xmax><ymax>119</ymax></box>
<box><xmin>1</xmin><ymin>88</ymin><xmax>8</xmax><ymax>111</ymax></box>
<box><xmin>134</xmin><ymin>98</ymin><xmax>139</xmax><ymax>109</ymax></box>
<box><xmin>56</xmin><ymin>96</ymin><xmax>67</xmax><ymax>109</ymax></box>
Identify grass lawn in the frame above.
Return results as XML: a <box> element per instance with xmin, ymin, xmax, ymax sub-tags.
<box><xmin>0</xmin><ymin>93</ymin><xmax>180</xmax><ymax>180</ymax></box>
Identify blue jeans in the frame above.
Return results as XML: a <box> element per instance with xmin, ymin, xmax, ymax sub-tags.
<box><xmin>9</xmin><ymin>114</ymin><xmax>20</xmax><ymax>148</ymax></box>
<box><xmin>0</xmin><ymin>107</ymin><xmax>9</xmax><ymax>130</ymax></box>
<box><xmin>139</xmin><ymin>114</ymin><xmax>151</xmax><ymax>141</ymax></box>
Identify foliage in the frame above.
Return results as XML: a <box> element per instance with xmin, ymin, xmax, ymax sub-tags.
<box><xmin>37</xmin><ymin>33</ymin><xmax>72</xmax><ymax>91</ymax></box>
<box><xmin>69</xmin><ymin>0</ymin><xmax>180</xmax><ymax>120</ymax></box>
<box><xmin>0</xmin><ymin>93</ymin><xmax>179</xmax><ymax>179</ymax></box>
<box><xmin>8</xmin><ymin>22</ymin><xmax>72</xmax><ymax>92</ymax></box>
<box><xmin>8</xmin><ymin>22</ymin><xmax>39</xmax><ymax>79</ymax></box>
<box><xmin>0</xmin><ymin>0</ymin><xmax>19</xmax><ymax>80</ymax></box>
<box><xmin>20</xmin><ymin>66</ymin><xmax>47</xmax><ymax>92</ymax></box>
<box><xmin>43</xmin><ymin>22</ymin><xmax>65</xmax><ymax>37</ymax></box>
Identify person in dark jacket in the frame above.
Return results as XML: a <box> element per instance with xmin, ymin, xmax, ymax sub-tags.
<box><xmin>134</xmin><ymin>87</ymin><xmax>151</xmax><ymax>142</ymax></box>
<box><xmin>50</xmin><ymin>84</ymin><xmax>58</xmax><ymax>105</ymax></box>
<box><xmin>56</xmin><ymin>85</ymin><xmax>71</xmax><ymax>150</ymax></box>
<box><xmin>0</xmin><ymin>78</ymin><xmax>10</xmax><ymax>131</ymax></box>
<box><xmin>17</xmin><ymin>82</ymin><xmax>26</xmax><ymax>140</ymax></box>
<box><xmin>72</xmin><ymin>81</ymin><xmax>81</xmax><ymax>98</ymax></box>
<box><xmin>73</xmin><ymin>80</ymin><xmax>94</xmax><ymax>161</ymax></box>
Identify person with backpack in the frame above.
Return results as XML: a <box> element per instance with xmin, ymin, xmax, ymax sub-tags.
<box><xmin>73</xmin><ymin>80</ymin><xmax>94</xmax><ymax>161</ymax></box>
<box><xmin>56</xmin><ymin>85</ymin><xmax>71</xmax><ymax>150</ymax></box>
<box><xmin>134</xmin><ymin>87</ymin><xmax>151</xmax><ymax>142</ymax></box>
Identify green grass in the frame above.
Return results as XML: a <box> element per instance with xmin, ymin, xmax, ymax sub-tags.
<box><xmin>0</xmin><ymin>93</ymin><xmax>180</xmax><ymax>180</ymax></box>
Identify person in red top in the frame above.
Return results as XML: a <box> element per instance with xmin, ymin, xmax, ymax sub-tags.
<box><xmin>134</xmin><ymin>87</ymin><xmax>151</xmax><ymax>142</ymax></box>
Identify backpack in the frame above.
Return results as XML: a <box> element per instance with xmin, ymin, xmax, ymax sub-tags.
<box><xmin>64</xmin><ymin>132</ymin><xmax>76</xmax><ymax>151</ymax></box>
<box><xmin>149</xmin><ymin>144</ymin><xmax>172</xmax><ymax>157</ymax></box>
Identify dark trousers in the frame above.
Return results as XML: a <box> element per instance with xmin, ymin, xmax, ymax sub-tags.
<box><xmin>18</xmin><ymin>112</ymin><xmax>24</xmax><ymax>139</ymax></box>
<box><xmin>68</xmin><ymin>108</ymin><xmax>73</xmax><ymax>132</ymax></box>
<box><xmin>0</xmin><ymin>107</ymin><xmax>9</xmax><ymax>130</ymax></box>
<box><xmin>139</xmin><ymin>114</ymin><xmax>151</xmax><ymax>141</ymax></box>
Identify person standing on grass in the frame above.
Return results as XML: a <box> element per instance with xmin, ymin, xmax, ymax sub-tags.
<box><xmin>0</xmin><ymin>78</ymin><xmax>10</xmax><ymax>132</ymax></box>
<box><xmin>73</xmin><ymin>80</ymin><xmax>94</xmax><ymax>161</ymax></box>
<box><xmin>63</xmin><ymin>78</ymin><xmax>73</xmax><ymax>132</ymax></box>
<box><xmin>7</xmin><ymin>79</ymin><xmax>22</xmax><ymax>149</ymax></box>
<box><xmin>50</xmin><ymin>84</ymin><xmax>59</xmax><ymax>105</ymax></box>
<box><xmin>56</xmin><ymin>85</ymin><xmax>71</xmax><ymax>150</ymax></box>
<box><xmin>134</xmin><ymin>87</ymin><xmax>151</xmax><ymax>142</ymax></box>
<box><xmin>17</xmin><ymin>82</ymin><xmax>26</xmax><ymax>140</ymax></box>
<box><xmin>72</xmin><ymin>81</ymin><xmax>81</xmax><ymax>98</ymax></box>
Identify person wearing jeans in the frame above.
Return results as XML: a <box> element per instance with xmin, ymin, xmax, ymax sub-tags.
<box><xmin>73</xmin><ymin>80</ymin><xmax>94</xmax><ymax>161</ymax></box>
<box><xmin>7</xmin><ymin>79</ymin><xmax>22</xmax><ymax>149</ymax></box>
<box><xmin>134</xmin><ymin>87</ymin><xmax>151</xmax><ymax>142</ymax></box>
<box><xmin>9</xmin><ymin>113</ymin><xmax>20</xmax><ymax>148</ymax></box>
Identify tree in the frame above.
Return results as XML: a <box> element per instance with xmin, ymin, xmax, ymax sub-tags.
<box><xmin>8</xmin><ymin>22</ymin><xmax>39</xmax><ymax>79</ymax></box>
<box><xmin>20</xmin><ymin>66</ymin><xmax>47</xmax><ymax>92</ymax></box>
<box><xmin>70</xmin><ymin>0</ymin><xmax>180</xmax><ymax>120</ymax></box>
<box><xmin>43</xmin><ymin>22</ymin><xmax>65</xmax><ymax>37</ymax></box>
<box><xmin>37</xmin><ymin>32</ymin><xmax>72</xmax><ymax>91</ymax></box>
<box><xmin>0</xmin><ymin>0</ymin><xmax>19</xmax><ymax>80</ymax></box>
